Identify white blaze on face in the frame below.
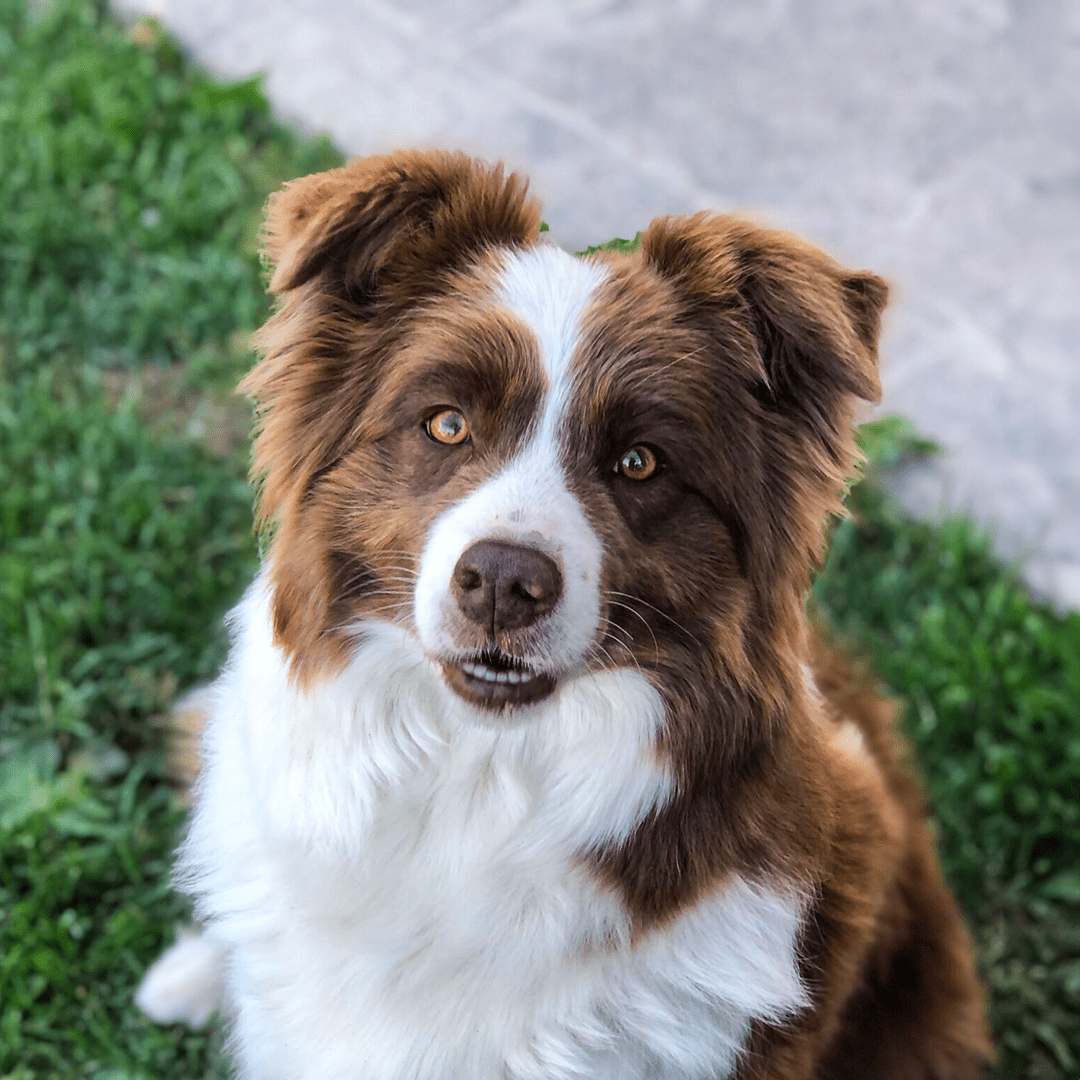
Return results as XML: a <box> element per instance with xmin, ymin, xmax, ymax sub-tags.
<box><xmin>413</xmin><ymin>245</ymin><xmax>610</xmax><ymax>674</ymax></box>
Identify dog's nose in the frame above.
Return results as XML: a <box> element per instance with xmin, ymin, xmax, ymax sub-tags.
<box><xmin>452</xmin><ymin>541</ymin><xmax>562</xmax><ymax>633</ymax></box>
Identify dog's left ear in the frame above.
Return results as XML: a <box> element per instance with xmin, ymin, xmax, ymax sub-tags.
<box><xmin>642</xmin><ymin>213</ymin><xmax>888</xmax><ymax>579</ymax></box>
<box><xmin>642</xmin><ymin>212</ymin><xmax>885</xmax><ymax>429</ymax></box>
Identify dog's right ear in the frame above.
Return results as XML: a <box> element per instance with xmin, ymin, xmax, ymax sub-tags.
<box><xmin>262</xmin><ymin>151</ymin><xmax>542</xmax><ymax>300</ymax></box>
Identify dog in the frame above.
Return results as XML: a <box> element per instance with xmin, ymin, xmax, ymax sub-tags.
<box><xmin>137</xmin><ymin>151</ymin><xmax>991</xmax><ymax>1079</ymax></box>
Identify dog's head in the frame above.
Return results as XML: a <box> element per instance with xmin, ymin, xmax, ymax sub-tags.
<box><xmin>247</xmin><ymin>151</ymin><xmax>885</xmax><ymax>718</ymax></box>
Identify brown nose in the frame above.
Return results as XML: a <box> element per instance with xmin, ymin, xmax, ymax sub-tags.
<box><xmin>452</xmin><ymin>541</ymin><xmax>562</xmax><ymax>633</ymax></box>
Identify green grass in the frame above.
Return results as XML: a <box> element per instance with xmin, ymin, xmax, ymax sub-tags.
<box><xmin>0</xmin><ymin>1</ymin><xmax>1077</xmax><ymax>1076</ymax></box>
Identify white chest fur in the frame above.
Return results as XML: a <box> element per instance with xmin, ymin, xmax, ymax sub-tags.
<box><xmin>180</xmin><ymin>582</ymin><xmax>807</xmax><ymax>1080</ymax></box>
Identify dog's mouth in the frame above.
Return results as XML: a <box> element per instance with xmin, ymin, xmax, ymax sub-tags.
<box><xmin>440</xmin><ymin>648</ymin><xmax>558</xmax><ymax>710</ymax></box>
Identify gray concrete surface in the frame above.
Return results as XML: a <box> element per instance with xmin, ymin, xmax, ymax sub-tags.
<box><xmin>117</xmin><ymin>0</ymin><xmax>1080</xmax><ymax>607</ymax></box>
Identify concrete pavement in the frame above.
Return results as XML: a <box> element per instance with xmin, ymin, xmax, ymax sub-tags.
<box><xmin>116</xmin><ymin>0</ymin><xmax>1080</xmax><ymax>607</ymax></box>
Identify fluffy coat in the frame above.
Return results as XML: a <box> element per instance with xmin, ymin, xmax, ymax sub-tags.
<box><xmin>142</xmin><ymin>151</ymin><xmax>990</xmax><ymax>1079</ymax></box>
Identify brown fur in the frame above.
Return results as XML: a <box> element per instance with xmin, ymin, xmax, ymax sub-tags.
<box><xmin>794</xmin><ymin>642</ymin><xmax>993</xmax><ymax>1080</ymax></box>
<box><xmin>223</xmin><ymin>150</ymin><xmax>991</xmax><ymax>1078</ymax></box>
<box><xmin>245</xmin><ymin>151</ymin><xmax>542</xmax><ymax>681</ymax></box>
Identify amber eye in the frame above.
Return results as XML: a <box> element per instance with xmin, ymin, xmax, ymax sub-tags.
<box><xmin>425</xmin><ymin>408</ymin><xmax>470</xmax><ymax>445</ymax></box>
<box><xmin>615</xmin><ymin>445</ymin><xmax>659</xmax><ymax>481</ymax></box>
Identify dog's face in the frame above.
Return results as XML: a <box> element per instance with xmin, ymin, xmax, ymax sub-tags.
<box><xmin>247</xmin><ymin>152</ymin><xmax>885</xmax><ymax>718</ymax></box>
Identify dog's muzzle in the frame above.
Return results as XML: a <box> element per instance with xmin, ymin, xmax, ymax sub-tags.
<box><xmin>440</xmin><ymin>540</ymin><xmax>562</xmax><ymax>708</ymax></box>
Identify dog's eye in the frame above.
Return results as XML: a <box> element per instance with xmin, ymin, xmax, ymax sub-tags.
<box><xmin>615</xmin><ymin>445</ymin><xmax>659</xmax><ymax>481</ymax></box>
<box><xmin>425</xmin><ymin>409</ymin><xmax>470</xmax><ymax>446</ymax></box>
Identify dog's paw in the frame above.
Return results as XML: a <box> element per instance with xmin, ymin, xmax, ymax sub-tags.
<box><xmin>136</xmin><ymin>927</ymin><xmax>225</xmax><ymax>1028</ymax></box>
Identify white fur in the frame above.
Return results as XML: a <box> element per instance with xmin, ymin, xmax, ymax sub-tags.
<box><xmin>416</xmin><ymin>244</ymin><xmax>609</xmax><ymax>678</ymax></box>
<box><xmin>177</xmin><ymin>583</ymin><xmax>806</xmax><ymax>1079</ymax></box>
<box><xmin>135</xmin><ymin>926</ymin><xmax>225</xmax><ymax>1028</ymax></box>
<box><xmin>413</xmin><ymin>441</ymin><xmax>605</xmax><ymax>676</ymax></box>
<box><xmin>148</xmin><ymin>245</ymin><xmax>809</xmax><ymax>1078</ymax></box>
<box><xmin>494</xmin><ymin>245</ymin><xmax>607</xmax><ymax>421</ymax></box>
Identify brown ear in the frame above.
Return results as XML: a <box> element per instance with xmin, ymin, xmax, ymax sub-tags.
<box><xmin>642</xmin><ymin>212</ymin><xmax>885</xmax><ymax>426</ymax></box>
<box><xmin>246</xmin><ymin>151</ymin><xmax>543</xmax><ymax>527</ymax></box>
<box><xmin>262</xmin><ymin>150</ymin><xmax>542</xmax><ymax>299</ymax></box>
<box><xmin>641</xmin><ymin>213</ymin><xmax>888</xmax><ymax>582</ymax></box>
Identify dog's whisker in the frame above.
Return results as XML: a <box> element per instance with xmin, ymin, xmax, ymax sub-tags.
<box><xmin>598</xmin><ymin>615</ymin><xmax>634</xmax><ymax>650</ymax></box>
<box><xmin>607</xmin><ymin>590</ymin><xmax>703</xmax><ymax>650</ymax></box>
<box><xmin>359</xmin><ymin>598</ymin><xmax>410</xmax><ymax>612</ymax></box>
<box><xmin>605</xmin><ymin>597</ymin><xmax>661</xmax><ymax>660</ymax></box>
<box><xmin>373</xmin><ymin>578</ymin><xmax>419</xmax><ymax>591</ymax></box>
<box><xmin>376</xmin><ymin>564</ymin><xmax>420</xmax><ymax>577</ymax></box>
<box><xmin>635</xmin><ymin>343</ymin><xmax>707</xmax><ymax>382</ymax></box>
<box><xmin>596</xmin><ymin>619</ymin><xmax>645</xmax><ymax>680</ymax></box>
<box><xmin>589</xmin><ymin>639</ymin><xmax>629</xmax><ymax>680</ymax></box>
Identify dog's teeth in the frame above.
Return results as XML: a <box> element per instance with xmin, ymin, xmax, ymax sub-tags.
<box><xmin>458</xmin><ymin>659</ymin><xmax>541</xmax><ymax>688</ymax></box>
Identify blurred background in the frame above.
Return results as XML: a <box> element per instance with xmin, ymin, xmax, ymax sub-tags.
<box><xmin>0</xmin><ymin>1</ymin><xmax>1077</xmax><ymax>1078</ymax></box>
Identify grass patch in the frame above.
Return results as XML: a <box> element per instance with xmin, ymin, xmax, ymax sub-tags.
<box><xmin>0</xmin><ymin>2</ymin><xmax>1077</xmax><ymax>1076</ymax></box>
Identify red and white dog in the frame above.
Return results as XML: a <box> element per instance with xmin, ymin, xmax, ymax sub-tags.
<box><xmin>138</xmin><ymin>151</ymin><xmax>990</xmax><ymax>1079</ymax></box>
